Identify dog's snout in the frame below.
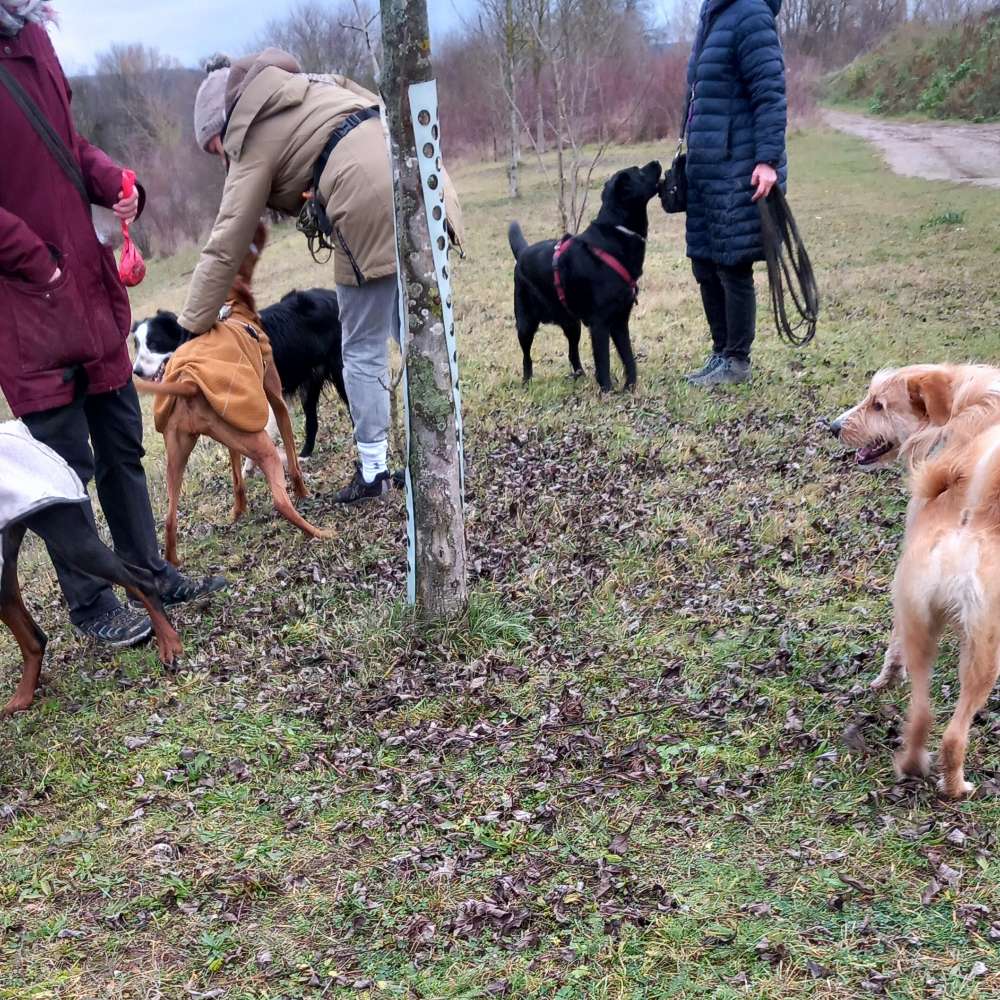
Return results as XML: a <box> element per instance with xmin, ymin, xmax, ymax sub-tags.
<box><xmin>827</xmin><ymin>418</ymin><xmax>843</xmax><ymax>438</ymax></box>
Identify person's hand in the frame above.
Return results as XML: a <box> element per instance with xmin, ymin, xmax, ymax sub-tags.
<box><xmin>751</xmin><ymin>163</ymin><xmax>778</xmax><ymax>203</ymax></box>
<box><xmin>48</xmin><ymin>266</ymin><xmax>62</xmax><ymax>285</ymax></box>
<box><xmin>113</xmin><ymin>187</ymin><xmax>140</xmax><ymax>225</ymax></box>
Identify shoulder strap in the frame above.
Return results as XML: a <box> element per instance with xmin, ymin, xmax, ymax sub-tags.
<box><xmin>679</xmin><ymin>89</ymin><xmax>692</xmax><ymax>142</ymax></box>
<box><xmin>0</xmin><ymin>64</ymin><xmax>90</xmax><ymax>208</ymax></box>
<box><xmin>680</xmin><ymin>5</ymin><xmax>725</xmax><ymax>141</ymax></box>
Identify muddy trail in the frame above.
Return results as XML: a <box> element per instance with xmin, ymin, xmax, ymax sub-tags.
<box><xmin>825</xmin><ymin>109</ymin><xmax>1000</xmax><ymax>188</ymax></box>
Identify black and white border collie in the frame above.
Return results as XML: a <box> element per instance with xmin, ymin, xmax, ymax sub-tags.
<box><xmin>133</xmin><ymin>288</ymin><xmax>349</xmax><ymax>460</ymax></box>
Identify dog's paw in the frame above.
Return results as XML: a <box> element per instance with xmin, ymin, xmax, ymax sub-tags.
<box><xmin>1</xmin><ymin>691</ymin><xmax>35</xmax><ymax>718</ymax></box>
<box><xmin>937</xmin><ymin>775</ymin><xmax>975</xmax><ymax>799</ymax></box>
<box><xmin>871</xmin><ymin>661</ymin><xmax>907</xmax><ymax>691</ymax></box>
<box><xmin>157</xmin><ymin>636</ymin><xmax>184</xmax><ymax>668</ymax></box>
<box><xmin>895</xmin><ymin>748</ymin><xmax>931</xmax><ymax>779</ymax></box>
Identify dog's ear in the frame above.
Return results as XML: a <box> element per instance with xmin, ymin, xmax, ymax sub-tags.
<box><xmin>907</xmin><ymin>370</ymin><xmax>953</xmax><ymax>426</ymax></box>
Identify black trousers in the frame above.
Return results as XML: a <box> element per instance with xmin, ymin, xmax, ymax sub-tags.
<box><xmin>21</xmin><ymin>382</ymin><xmax>181</xmax><ymax>625</ymax></box>
<box><xmin>691</xmin><ymin>258</ymin><xmax>757</xmax><ymax>362</ymax></box>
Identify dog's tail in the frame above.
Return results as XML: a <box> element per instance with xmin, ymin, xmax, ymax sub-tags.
<box><xmin>968</xmin><ymin>441</ymin><xmax>1000</xmax><ymax>533</ymax></box>
<box><xmin>919</xmin><ymin>431</ymin><xmax>1000</xmax><ymax>533</ymax></box>
<box><xmin>913</xmin><ymin>452</ymin><xmax>965</xmax><ymax>506</ymax></box>
<box><xmin>230</xmin><ymin>221</ymin><xmax>269</xmax><ymax>314</ymax></box>
<box><xmin>508</xmin><ymin>222</ymin><xmax>528</xmax><ymax>261</ymax></box>
<box><xmin>133</xmin><ymin>378</ymin><xmax>199</xmax><ymax>399</ymax></box>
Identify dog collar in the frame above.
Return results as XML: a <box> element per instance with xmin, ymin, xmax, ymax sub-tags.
<box><xmin>615</xmin><ymin>225</ymin><xmax>646</xmax><ymax>243</ymax></box>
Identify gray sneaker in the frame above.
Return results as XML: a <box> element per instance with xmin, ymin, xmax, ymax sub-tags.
<box><xmin>76</xmin><ymin>606</ymin><xmax>153</xmax><ymax>649</ymax></box>
<box><xmin>699</xmin><ymin>357</ymin><xmax>751</xmax><ymax>387</ymax></box>
<box><xmin>684</xmin><ymin>353</ymin><xmax>724</xmax><ymax>383</ymax></box>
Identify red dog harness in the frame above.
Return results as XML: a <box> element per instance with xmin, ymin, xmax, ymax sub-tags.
<box><xmin>552</xmin><ymin>236</ymin><xmax>638</xmax><ymax>313</ymax></box>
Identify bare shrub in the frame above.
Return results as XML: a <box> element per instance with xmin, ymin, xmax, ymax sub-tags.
<box><xmin>253</xmin><ymin>0</ymin><xmax>377</xmax><ymax>86</ymax></box>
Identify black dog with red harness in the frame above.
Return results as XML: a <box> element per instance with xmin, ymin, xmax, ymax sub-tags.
<box><xmin>508</xmin><ymin>161</ymin><xmax>661</xmax><ymax>392</ymax></box>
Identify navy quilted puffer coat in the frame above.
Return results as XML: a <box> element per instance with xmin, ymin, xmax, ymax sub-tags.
<box><xmin>685</xmin><ymin>0</ymin><xmax>787</xmax><ymax>265</ymax></box>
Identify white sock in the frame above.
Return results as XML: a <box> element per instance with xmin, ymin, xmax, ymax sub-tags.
<box><xmin>357</xmin><ymin>440</ymin><xmax>388</xmax><ymax>483</ymax></box>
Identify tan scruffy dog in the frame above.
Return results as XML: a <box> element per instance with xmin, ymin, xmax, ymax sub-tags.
<box><xmin>892</xmin><ymin>421</ymin><xmax>1000</xmax><ymax>797</ymax></box>
<box><xmin>831</xmin><ymin>364</ymin><xmax>1000</xmax><ymax>689</ymax></box>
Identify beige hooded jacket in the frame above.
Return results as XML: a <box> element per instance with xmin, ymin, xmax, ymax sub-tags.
<box><xmin>179</xmin><ymin>49</ymin><xmax>463</xmax><ymax>334</ymax></box>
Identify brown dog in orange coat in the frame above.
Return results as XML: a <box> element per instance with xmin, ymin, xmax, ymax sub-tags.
<box><xmin>134</xmin><ymin>225</ymin><xmax>329</xmax><ymax>565</ymax></box>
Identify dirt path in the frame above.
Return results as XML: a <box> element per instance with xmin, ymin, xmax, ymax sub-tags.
<box><xmin>824</xmin><ymin>109</ymin><xmax>1000</xmax><ymax>188</ymax></box>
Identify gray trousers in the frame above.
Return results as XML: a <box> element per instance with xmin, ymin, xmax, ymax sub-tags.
<box><xmin>337</xmin><ymin>275</ymin><xmax>401</xmax><ymax>445</ymax></box>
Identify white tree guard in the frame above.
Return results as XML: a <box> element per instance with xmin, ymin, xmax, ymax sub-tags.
<box><xmin>394</xmin><ymin>79</ymin><xmax>466</xmax><ymax>606</ymax></box>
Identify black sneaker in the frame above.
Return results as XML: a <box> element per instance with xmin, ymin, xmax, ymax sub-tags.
<box><xmin>335</xmin><ymin>464</ymin><xmax>391</xmax><ymax>505</ymax></box>
<box><xmin>130</xmin><ymin>574</ymin><xmax>228</xmax><ymax>610</ymax></box>
<box><xmin>160</xmin><ymin>574</ymin><xmax>228</xmax><ymax>608</ymax></box>
<box><xmin>77</xmin><ymin>606</ymin><xmax>153</xmax><ymax>649</ymax></box>
<box><xmin>392</xmin><ymin>469</ymin><xmax>406</xmax><ymax>490</ymax></box>
<box><xmin>684</xmin><ymin>353</ymin><xmax>724</xmax><ymax>383</ymax></box>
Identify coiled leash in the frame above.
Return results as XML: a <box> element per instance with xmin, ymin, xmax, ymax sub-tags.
<box><xmin>758</xmin><ymin>187</ymin><xmax>819</xmax><ymax>347</ymax></box>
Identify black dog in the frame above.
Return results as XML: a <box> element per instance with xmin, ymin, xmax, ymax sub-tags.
<box><xmin>133</xmin><ymin>288</ymin><xmax>348</xmax><ymax>458</ymax></box>
<box><xmin>508</xmin><ymin>161</ymin><xmax>661</xmax><ymax>392</ymax></box>
<box><xmin>2</xmin><ymin>504</ymin><xmax>182</xmax><ymax>717</ymax></box>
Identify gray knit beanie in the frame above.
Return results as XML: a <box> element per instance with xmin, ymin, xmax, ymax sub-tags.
<box><xmin>194</xmin><ymin>55</ymin><xmax>231</xmax><ymax>152</ymax></box>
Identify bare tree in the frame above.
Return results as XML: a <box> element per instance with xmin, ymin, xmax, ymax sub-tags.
<box><xmin>520</xmin><ymin>0</ymin><xmax>645</xmax><ymax>231</ymax></box>
<box><xmin>780</xmin><ymin>0</ymin><xmax>907</xmax><ymax>66</ymax></box>
<box><xmin>476</xmin><ymin>0</ymin><xmax>532</xmax><ymax>197</ymax></box>
<box><xmin>911</xmin><ymin>0</ymin><xmax>993</xmax><ymax>20</ymax></box>
<box><xmin>72</xmin><ymin>46</ymin><xmax>225</xmax><ymax>256</ymax></box>
<box><xmin>255</xmin><ymin>0</ymin><xmax>377</xmax><ymax>85</ymax></box>
<box><xmin>379</xmin><ymin>0</ymin><xmax>469</xmax><ymax>620</ymax></box>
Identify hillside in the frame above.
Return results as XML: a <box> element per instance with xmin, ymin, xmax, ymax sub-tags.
<box><xmin>4</xmin><ymin>130</ymin><xmax>1000</xmax><ymax>997</ymax></box>
<box><xmin>828</xmin><ymin>9</ymin><xmax>1000</xmax><ymax>121</ymax></box>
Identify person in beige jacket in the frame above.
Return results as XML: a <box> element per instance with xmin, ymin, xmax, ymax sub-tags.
<box><xmin>182</xmin><ymin>49</ymin><xmax>462</xmax><ymax>503</ymax></box>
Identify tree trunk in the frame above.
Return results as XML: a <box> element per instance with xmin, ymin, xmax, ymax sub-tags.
<box><xmin>379</xmin><ymin>0</ymin><xmax>468</xmax><ymax>620</ymax></box>
<box><xmin>508</xmin><ymin>67</ymin><xmax>520</xmax><ymax>198</ymax></box>
<box><xmin>552</xmin><ymin>58</ymin><xmax>569</xmax><ymax>232</ymax></box>
<box><xmin>504</xmin><ymin>0</ymin><xmax>520</xmax><ymax>200</ymax></box>
<box><xmin>535</xmin><ymin>77</ymin><xmax>546</xmax><ymax>154</ymax></box>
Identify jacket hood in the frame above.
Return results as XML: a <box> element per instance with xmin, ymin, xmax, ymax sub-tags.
<box><xmin>223</xmin><ymin>48</ymin><xmax>308</xmax><ymax>158</ymax></box>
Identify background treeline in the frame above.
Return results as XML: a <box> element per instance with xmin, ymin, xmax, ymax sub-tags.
<box><xmin>827</xmin><ymin>4</ymin><xmax>1000</xmax><ymax>119</ymax></box>
<box><xmin>68</xmin><ymin>0</ymin><xmax>999</xmax><ymax>256</ymax></box>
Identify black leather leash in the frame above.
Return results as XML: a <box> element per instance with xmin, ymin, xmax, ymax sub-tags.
<box><xmin>758</xmin><ymin>186</ymin><xmax>819</xmax><ymax>347</ymax></box>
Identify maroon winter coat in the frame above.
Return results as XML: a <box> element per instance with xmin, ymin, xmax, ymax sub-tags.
<box><xmin>0</xmin><ymin>22</ymin><xmax>138</xmax><ymax>417</ymax></box>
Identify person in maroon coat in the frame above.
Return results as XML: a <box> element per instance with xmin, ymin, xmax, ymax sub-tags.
<box><xmin>0</xmin><ymin>3</ymin><xmax>224</xmax><ymax>646</ymax></box>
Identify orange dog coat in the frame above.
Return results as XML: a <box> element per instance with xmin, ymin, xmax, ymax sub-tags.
<box><xmin>154</xmin><ymin>302</ymin><xmax>273</xmax><ymax>434</ymax></box>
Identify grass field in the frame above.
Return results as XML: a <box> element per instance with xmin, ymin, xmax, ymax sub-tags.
<box><xmin>3</xmin><ymin>127</ymin><xmax>1000</xmax><ymax>999</ymax></box>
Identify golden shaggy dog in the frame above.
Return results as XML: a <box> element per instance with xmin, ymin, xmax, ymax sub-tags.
<box><xmin>831</xmin><ymin>364</ymin><xmax>1000</xmax><ymax>689</ymax></box>
<box><xmin>830</xmin><ymin>364</ymin><xmax>1000</xmax><ymax>471</ymax></box>
<box><xmin>892</xmin><ymin>423</ymin><xmax>1000</xmax><ymax>798</ymax></box>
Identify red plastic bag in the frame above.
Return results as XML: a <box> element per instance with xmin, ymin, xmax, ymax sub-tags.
<box><xmin>118</xmin><ymin>169</ymin><xmax>146</xmax><ymax>287</ymax></box>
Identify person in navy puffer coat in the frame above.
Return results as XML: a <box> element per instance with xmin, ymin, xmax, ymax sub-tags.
<box><xmin>680</xmin><ymin>0</ymin><xmax>787</xmax><ymax>387</ymax></box>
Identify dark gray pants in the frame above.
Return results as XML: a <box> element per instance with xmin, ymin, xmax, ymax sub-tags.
<box><xmin>691</xmin><ymin>258</ymin><xmax>757</xmax><ymax>362</ymax></box>
<box><xmin>22</xmin><ymin>381</ymin><xmax>181</xmax><ymax>625</ymax></box>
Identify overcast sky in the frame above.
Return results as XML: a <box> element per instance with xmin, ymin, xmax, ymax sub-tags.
<box><xmin>50</xmin><ymin>1</ymin><xmax>470</xmax><ymax>75</ymax></box>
